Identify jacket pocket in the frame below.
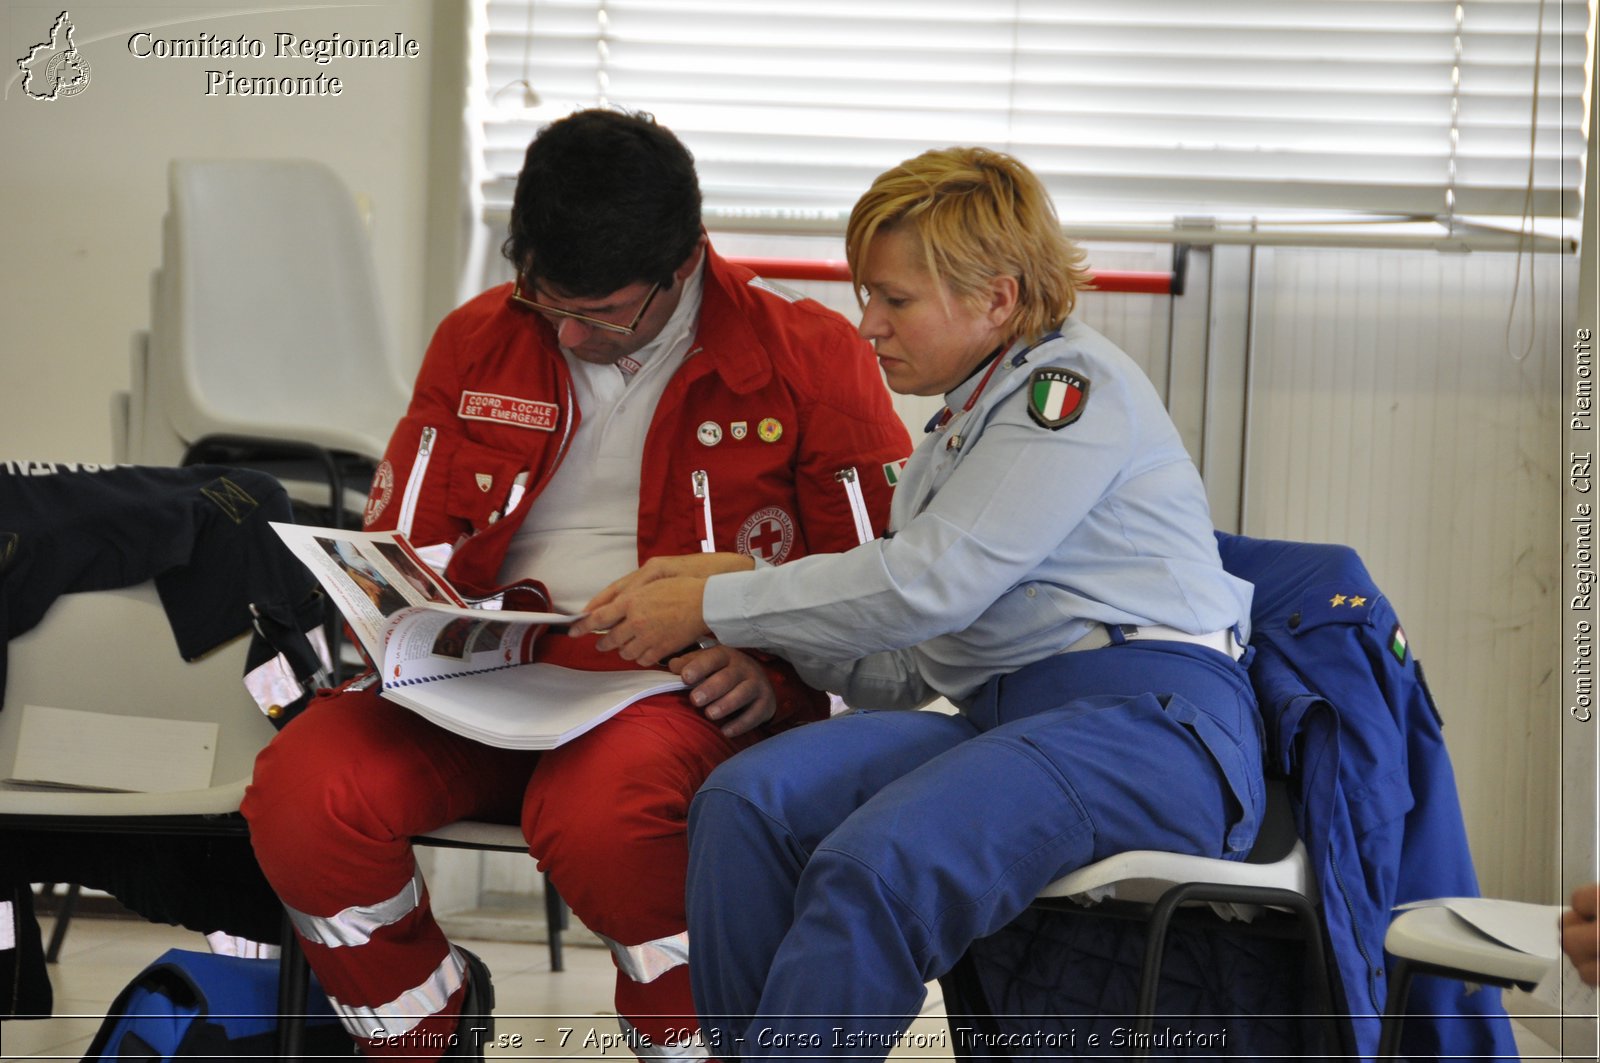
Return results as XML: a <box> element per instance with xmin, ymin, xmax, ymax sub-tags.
<box><xmin>443</xmin><ymin>437</ymin><xmax>526</xmax><ymax>532</ymax></box>
<box><xmin>1163</xmin><ymin>695</ymin><xmax>1263</xmax><ymax>856</ymax></box>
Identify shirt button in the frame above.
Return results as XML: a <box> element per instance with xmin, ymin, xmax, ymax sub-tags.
<box><xmin>1025</xmin><ymin>586</ymin><xmax>1037</xmax><ymax>598</ymax></box>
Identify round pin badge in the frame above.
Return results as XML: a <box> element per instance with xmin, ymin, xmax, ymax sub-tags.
<box><xmin>757</xmin><ymin>417</ymin><xmax>783</xmax><ymax>443</ymax></box>
<box><xmin>697</xmin><ymin>421</ymin><xmax>723</xmax><ymax>446</ymax></box>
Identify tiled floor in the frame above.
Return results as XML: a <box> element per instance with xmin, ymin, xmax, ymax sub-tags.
<box><xmin>4</xmin><ymin>912</ymin><xmax>954</xmax><ymax>1061</ymax></box>
<box><xmin>3</xmin><ymin>909</ymin><xmax>1590</xmax><ymax>1061</ymax></box>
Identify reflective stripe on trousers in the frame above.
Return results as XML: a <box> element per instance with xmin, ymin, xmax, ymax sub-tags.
<box><xmin>284</xmin><ymin>864</ymin><xmax>424</xmax><ymax>948</ymax></box>
<box><xmin>330</xmin><ymin>945</ymin><xmax>465</xmax><ymax>1040</ymax></box>
<box><xmin>597</xmin><ymin>930</ymin><xmax>690</xmax><ymax>984</ymax></box>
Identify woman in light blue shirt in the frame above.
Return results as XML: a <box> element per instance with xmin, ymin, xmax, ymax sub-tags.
<box><xmin>574</xmin><ymin>147</ymin><xmax>1263</xmax><ymax>1060</ymax></box>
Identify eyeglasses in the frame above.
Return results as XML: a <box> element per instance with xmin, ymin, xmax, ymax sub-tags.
<box><xmin>510</xmin><ymin>275</ymin><xmax>662</xmax><ymax>336</ymax></box>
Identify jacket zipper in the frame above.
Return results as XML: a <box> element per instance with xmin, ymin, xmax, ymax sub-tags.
<box><xmin>692</xmin><ymin>470</ymin><xmax>714</xmax><ymax>553</ymax></box>
<box><xmin>395</xmin><ymin>426</ymin><xmax>435</xmax><ymax>538</ymax></box>
<box><xmin>834</xmin><ymin>467</ymin><xmax>873</xmax><ymax>545</ymax></box>
<box><xmin>1329</xmin><ymin>854</ymin><xmax>1382</xmax><ymax>1011</ymax></box>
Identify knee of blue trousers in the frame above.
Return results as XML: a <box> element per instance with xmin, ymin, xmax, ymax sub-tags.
<box><xmin>687</xmin><ymin>772</ymin><xmax>795</xmax><ymax>897</ymax></box>
<box><xmin>695</xmin><ymin>735</ymin><xmax>801</xmax><ymax>811</ymax></box>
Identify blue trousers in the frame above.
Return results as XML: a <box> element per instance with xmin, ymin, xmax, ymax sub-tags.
<box><xmin>685</xmin><ymin>641</ymin><xmax>1263</xmax><ymax>1062</ymax></box>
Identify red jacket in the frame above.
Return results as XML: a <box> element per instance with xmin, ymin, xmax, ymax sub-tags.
<box><xmin>360</xmin><ymin>249</ymin><xmax>912</xmax><ymax>725</ymax></box>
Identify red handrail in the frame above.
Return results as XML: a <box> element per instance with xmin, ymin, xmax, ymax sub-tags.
<box><xmin>727</xmin><ymin>258</ymin><xmax>1176</xmax><ymax>296</ymax></box>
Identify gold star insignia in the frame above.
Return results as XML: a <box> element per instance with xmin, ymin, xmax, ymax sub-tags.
<box><xmin>1349</xmin><ymin>595</ymin><xmax>1367</xmax><ymax>607</ymax></box>
<box><xmin>1330</xmin><ymin>594</ymin><xmax>1347</xmax><ymax>607</ymax></box>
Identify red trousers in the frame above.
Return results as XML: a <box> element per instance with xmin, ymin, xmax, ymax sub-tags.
<box><xmin>243</xmin><ymin>678</ymin><xmax>755</xmax><ymax>1059</ymax></box>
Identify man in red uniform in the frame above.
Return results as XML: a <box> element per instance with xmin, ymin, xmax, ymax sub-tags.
<box><xmin>243</xmin><ymin>109</ymin><xmax>910</xmax><ymax>1059</ymax></box>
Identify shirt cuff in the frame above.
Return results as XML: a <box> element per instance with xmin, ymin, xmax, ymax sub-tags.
<box><xmin>702</xmin><ymin>568</ymin><xmax>764</xmax><ymax>647</ymax></box>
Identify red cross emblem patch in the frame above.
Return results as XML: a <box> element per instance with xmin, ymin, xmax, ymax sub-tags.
<box><xmin>736</xmin><ymin>506</ymin><xmax>795</xmax><ymax>563</ymax></box>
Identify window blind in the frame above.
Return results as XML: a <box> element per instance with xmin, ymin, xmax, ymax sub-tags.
<box><xmin>472</xmin><ymin>0</ymin><xmax>1591</xmax><ymax>230</ymax></box>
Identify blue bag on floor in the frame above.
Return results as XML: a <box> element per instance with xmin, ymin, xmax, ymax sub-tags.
<box><xmin>82</xmin><ymin>947</ymin><xmax>349</xmax><ymax>1061</ymax></box>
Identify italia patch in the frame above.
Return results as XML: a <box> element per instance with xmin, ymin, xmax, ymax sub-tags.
<box><xmin>1027</xmin><ymin>368</ymin><xmax>1090</xmax><ymax>429</ymax></box>
<box><xmin>883</xmin><ymin>458</ymin><xmax>909</xmax><ymax>486</ymax></box>
<box><xmin>1389</xmin><ymin>623</ymin><xmax>1409</xmax><ymax>664</ymax></box>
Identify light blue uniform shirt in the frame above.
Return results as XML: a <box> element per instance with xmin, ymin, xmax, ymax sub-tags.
<box><xmin>702</xmin><ymin>319</ymin><xmax>1253</xmax><ymax>711</ymax></box>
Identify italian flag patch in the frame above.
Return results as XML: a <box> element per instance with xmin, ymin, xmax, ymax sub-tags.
<box><xmin>1389</xmin><ymin>623</ymin><xmax>1408</xmax><ymax>664</ymax></box>
<box><xmin>1027</xmin><ymin>368</ymin><xmax>1090</xmax><ymax>429</ymax></box>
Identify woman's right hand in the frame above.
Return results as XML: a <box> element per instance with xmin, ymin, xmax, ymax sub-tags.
<box><xmin>580</xmin><ymin>553</ymin><xmax>753</xmax><ymax>616</ymax></box>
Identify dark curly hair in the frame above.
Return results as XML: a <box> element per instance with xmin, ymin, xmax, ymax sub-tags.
<box><xmin>501</xmin><ymin>108</ymin><xmax>703</xmax><ymax>298</ymax></box>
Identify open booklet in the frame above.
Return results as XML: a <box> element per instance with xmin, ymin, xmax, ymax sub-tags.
<box><xmin>270</xmin><ymin>523</ymin><xmax>685</xmax><ymax>748</ymax></box>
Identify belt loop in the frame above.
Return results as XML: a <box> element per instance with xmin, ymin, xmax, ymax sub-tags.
<box><xmin>1231</xmin><ymin>624</ymin><xmax>1254</xmax><ymax>668</ymax></box>
<box><xmin>1105</xmin><ymin>623</ymin><xmax>1131</xmax><ymax>646</ymax></box>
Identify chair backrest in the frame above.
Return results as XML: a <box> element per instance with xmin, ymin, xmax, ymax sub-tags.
<box><xmin>0</xmin><ymin>583</ymin><xmax>272</xmax><ymax>801</ymax></box>
<box><xmin>150</xmin><ymin>159</ymin><xmax>410</xmax><ymax>460</ymax></box>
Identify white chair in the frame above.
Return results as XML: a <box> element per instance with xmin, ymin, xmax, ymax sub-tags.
<box><xmin>0</xmin><ymin>583</ymin><xmax>270</xmax><ymax>821</ymax></box>
<box><xmin>155</xmin><ymin>158</ymin><xmax>410</xmax><ymax>458</ymax></box>
<box><xmin>0</xmin><ymin>582</ymin><xmax>286</xmax><ymax>1025</ymax></box>
<box><xmin>1041</xmin><ymin>779</ymin><xmax>1339</xmax><ymax>1056</ymax></box>
<box><xmin>941</xmin><ymin>780</ymin><xmax>1343</xmax><ymax>1060</ymax></box>
<box><xmin>414</xmin><ymin>821</ymin><xmax>570</xmax><ymax>974</ymax></box>
<box><xmin>5</xmin><ymin>583</ymin><xmax>568</xmax><ymax>1054</ymax></box>
<box><xmin>1377</xmin><ymin>901</ymin><xmax>1563</xmax><ymax>1058</ymax></box>
<box><xmin>137</xmin><ymin>159</ymin><xmax>410</xmax><ymax>523</ymax></box>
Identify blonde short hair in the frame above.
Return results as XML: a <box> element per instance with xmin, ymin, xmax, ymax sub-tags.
<box><xmin>845</xmin><ymin>147</ymin><xmax>1091</xmax><ymax>344</ymax></box>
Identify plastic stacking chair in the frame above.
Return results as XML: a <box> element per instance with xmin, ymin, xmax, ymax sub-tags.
<box><xmin>5</xmin><ymin>583</ymin><xmax>569</xmax><ymax>1050</ymax></box>
<box><xmin>1036</xmin><ymin>779</ymin><xmax>1334</xmax><ymax>1038</ymax></box>
<box><xmin>142</xmin><ymin>159</ymin><xmax>410</xmax><ymax>523</ymax></box>
<box><xmin>942</xmin><ymin>777</ymin><xmax>1343</xmax><ymax>1061</ymax></box>
<box><xmin>0</xmin><ymin>582</ymin><xmax>273</xmax><ymax>824</ymax></box>
<box><xmin>0</xmin><ymin>581</ymin><xmax>285</xmax><ymax>1028</ymax></box>
<box><xmin>415</xmin><ymin>821</ymin><xmax>571</xmax><ymax>974</ymax></box>
<box><xmin>1377</xmin><ymin>901</ymin><xmax>1558</xmax><ymax>1058</ymax></box>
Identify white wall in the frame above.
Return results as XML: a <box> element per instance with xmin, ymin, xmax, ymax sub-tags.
<box><xmin>0</xmin><ymin>0</ymin><xmax>448</xmax><ymax>462</ymax></box>
<box><xmin>1243</xmin><ymin>246</ymin><xmax>1572</xmax><ymax>901</ymax></box>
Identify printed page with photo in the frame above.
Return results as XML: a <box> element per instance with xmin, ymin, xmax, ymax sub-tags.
<box><xmin>270</xmin><ymin>523</ymin><xmax>575</xmax><ymax>685</ymax></box>
<box><xmin>270</xmin><ymin>523</ymin><xmax>684</xmax><ymax>749</ymax></box>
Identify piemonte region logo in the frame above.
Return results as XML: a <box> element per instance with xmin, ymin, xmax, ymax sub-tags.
<box><xmin>18</xmin><ymin>11</ymin><xmax>92</xmax><ymax>101</ymax></box>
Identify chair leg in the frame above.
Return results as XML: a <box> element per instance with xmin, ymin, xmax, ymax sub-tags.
<box><xmin>1132</xmin><ymin>888</ymin><xmax>1195</xmax><ymax>1062</ymax></box>
<box><xmin>1375</xmin><ymin>957</ymin><xmax>1415</xmax><ymax>1060</ymax></box>
<box><xmin>43</xmin><ymin>883</ymin><xmax>79</xmax><ymax>964</ymax></box>
<box><xmin>1270</xmin><ymin>892</ymin><xmax>1347</xmax><ymax>1058</ymax></box>
<box><xmin>1137</xmin><ymin>883</ymin><xmax>1351</xmax><ymax>1062</ymax></box>
<box><xmin>940</xmin><ymin>951</ymin><xmax>1008</xmax><ymax>1062</ymax></box>
<box><xmin>544</xmin><ymin>872</ymin><xmax>566</xmax><ymax>973</ymax></box>
<box><xmin>276</xmin><ymin>912</ymin><xmax>311</xmax><ymax>1059</ymax></box>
